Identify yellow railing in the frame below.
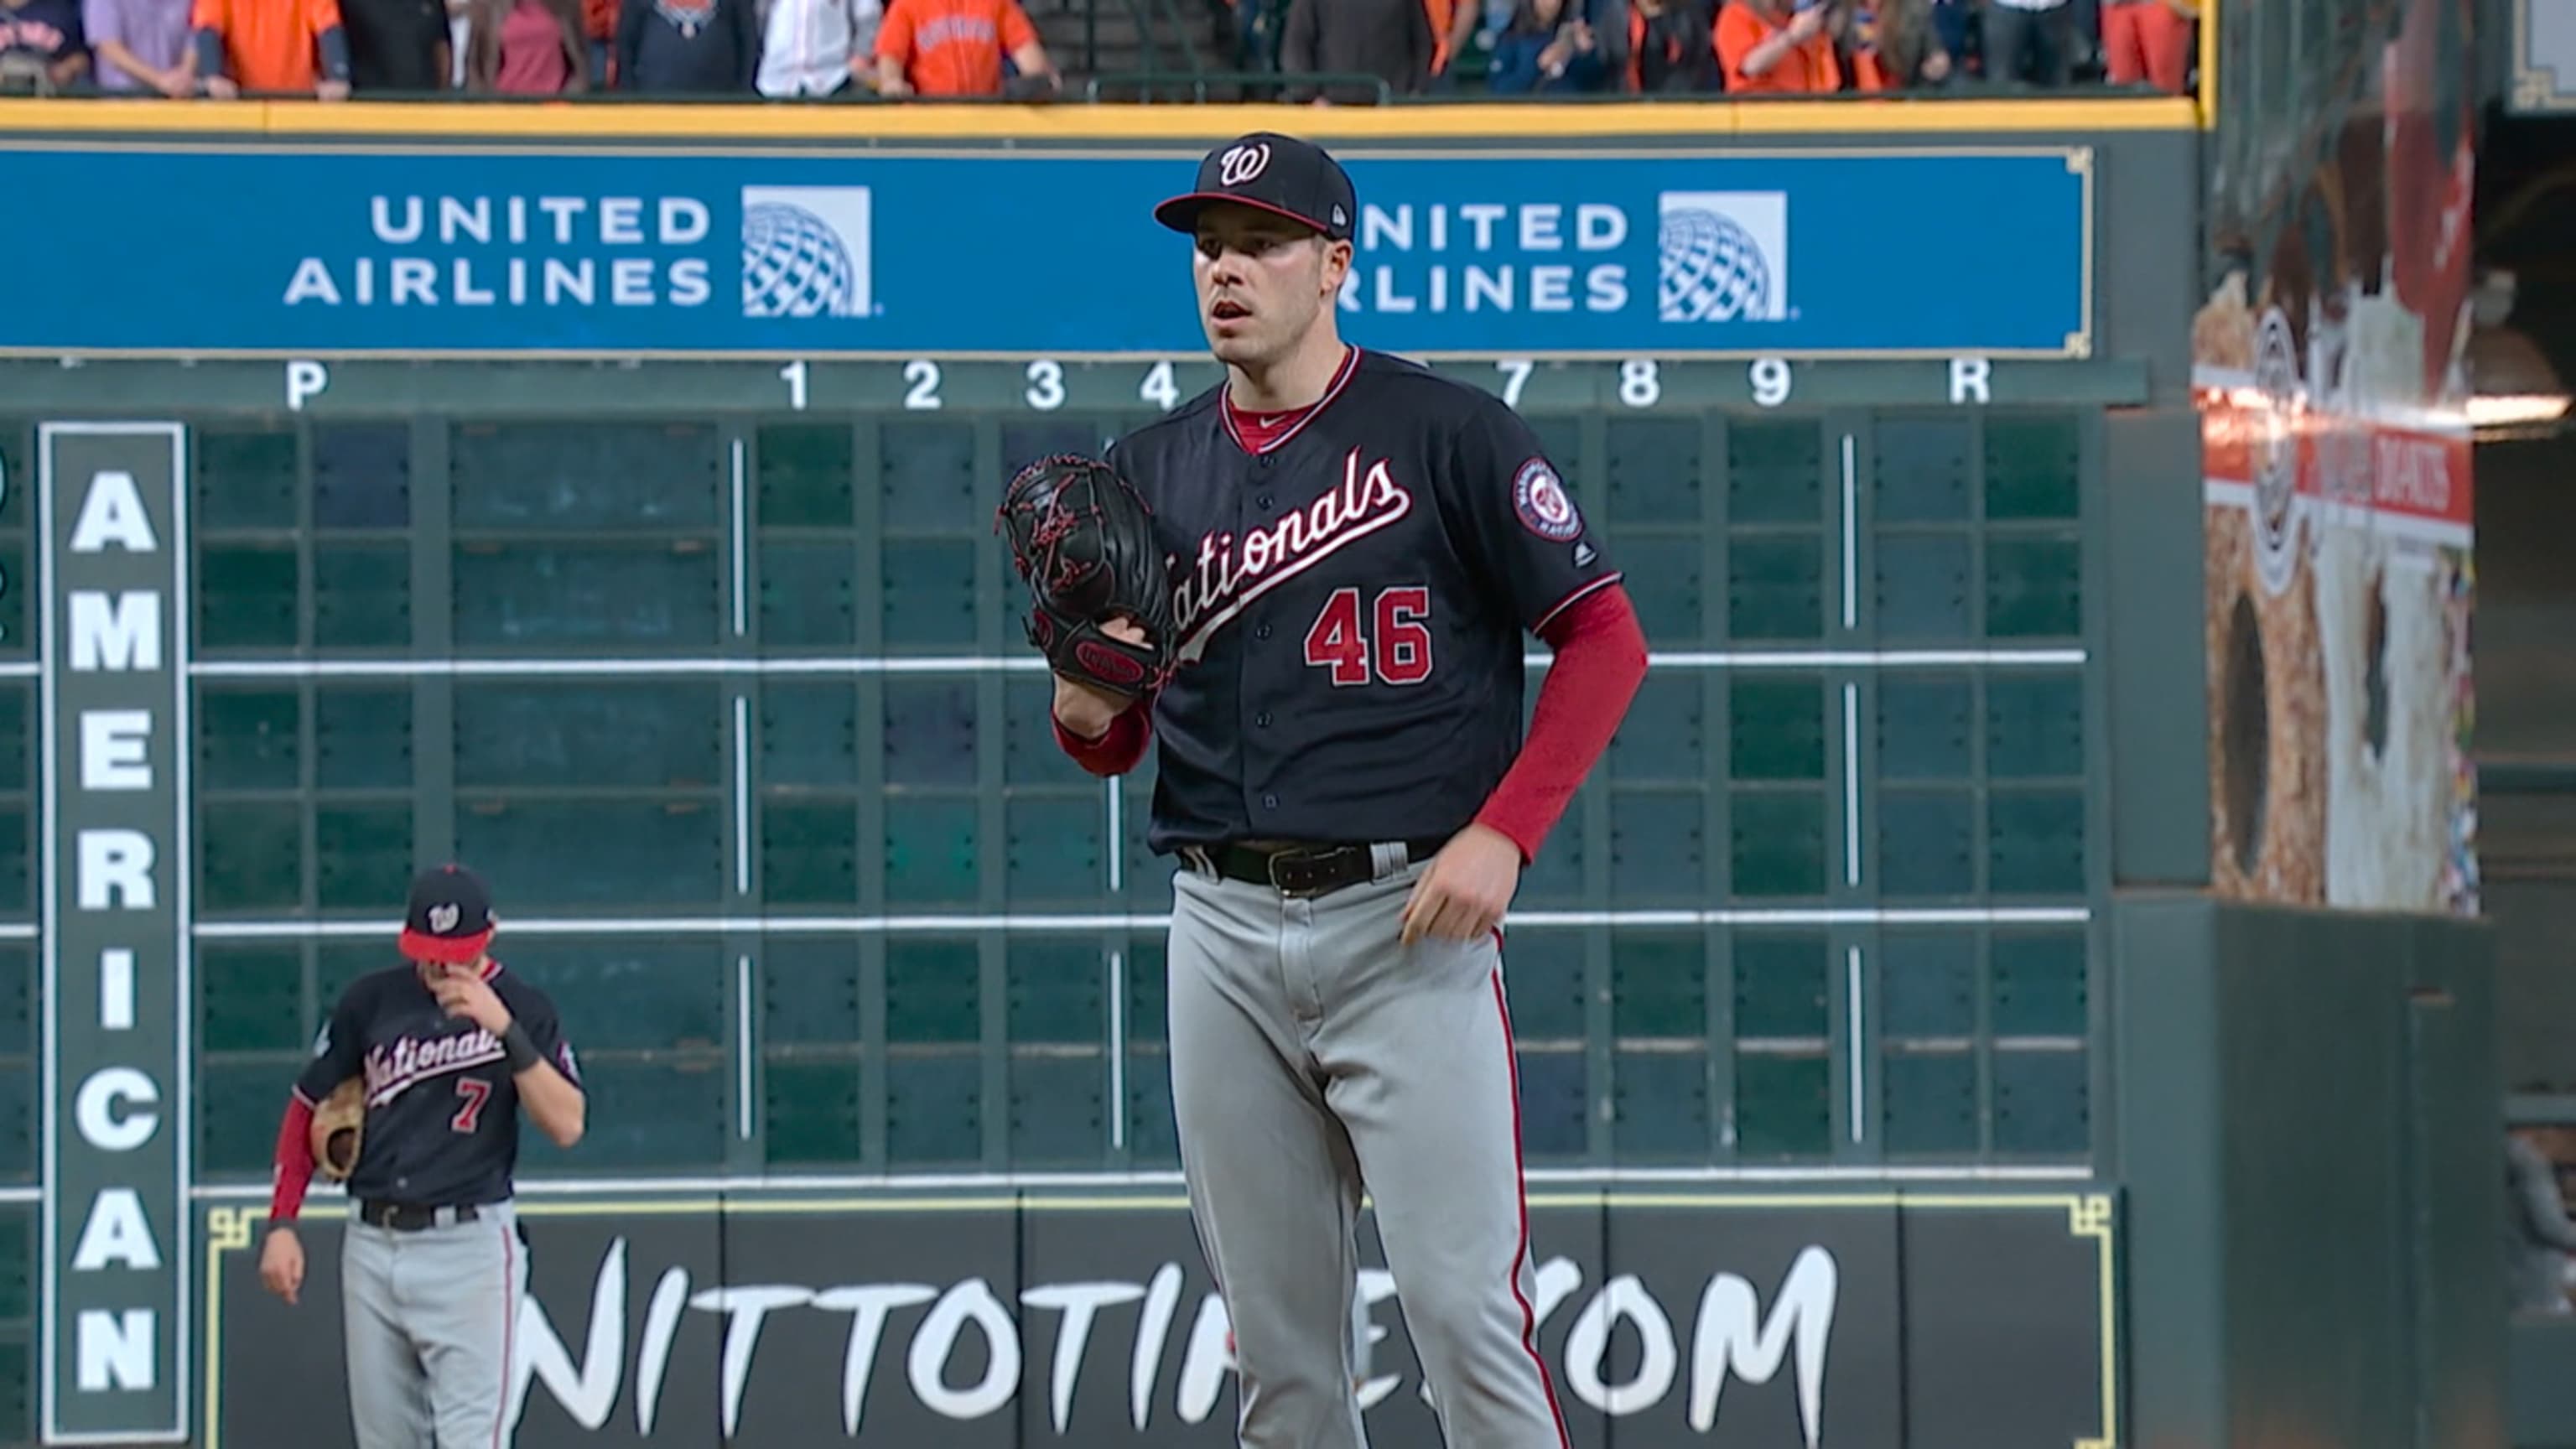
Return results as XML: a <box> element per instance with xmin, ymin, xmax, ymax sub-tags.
<box><xmin>0</xmin><ymin>91</ymin><xmax>2201</xmax><ymax>140</ymax></box>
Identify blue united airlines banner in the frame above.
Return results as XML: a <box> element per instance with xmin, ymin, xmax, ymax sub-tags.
<box><xmin>0</xmin><ymin>144</ymin><xmax>2090</xmax><ymax>358</ymax></box>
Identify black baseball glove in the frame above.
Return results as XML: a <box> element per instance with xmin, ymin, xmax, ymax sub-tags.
<box><xmin>995</xmin><ymin>454</ymin><xmax>1176</xmax><ymax>699</ymax></box>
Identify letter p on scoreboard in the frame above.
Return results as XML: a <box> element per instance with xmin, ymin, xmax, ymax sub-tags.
<box><xmin>37</xmin><ymin>423</ymin><xmax>193</xmax><ymax>1445</ymax></box>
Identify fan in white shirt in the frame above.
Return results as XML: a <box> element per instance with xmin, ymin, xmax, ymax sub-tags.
<box><xmin>755</xmin><ymin>0</ymin><xmax>877</xmax><ymax>94</ymax></box>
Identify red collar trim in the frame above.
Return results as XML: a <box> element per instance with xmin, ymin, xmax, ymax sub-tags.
<box><xmin>1221</xmin><ymin>346</ymin><xmax>1360</xmax><ymax>457</ymax></box>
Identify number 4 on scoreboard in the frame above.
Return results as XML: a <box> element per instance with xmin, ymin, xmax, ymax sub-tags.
<box><xmin>1303</xmin><ymin>586</ymin><xmax>1431</xmax><ymax>687</ymax></box>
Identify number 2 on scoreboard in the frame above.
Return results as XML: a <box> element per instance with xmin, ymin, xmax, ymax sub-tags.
<box><xmin>1303</xmin><ymin>587</ymin><xmax>1431</xmax><ymax>687</ymax></box>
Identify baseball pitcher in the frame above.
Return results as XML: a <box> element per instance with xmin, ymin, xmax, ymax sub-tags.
<box><xmin>1001</xmin><ymin>132</ymin><xmax>1649</xmax><ymax>1447</ymax></box>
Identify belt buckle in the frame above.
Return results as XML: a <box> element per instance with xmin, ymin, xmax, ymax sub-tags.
<box><xmin>1266</xmin><ymin>845</ymin><xmax>1346</xmax><ymax>899</ymax></box>
<box><xmin>1265</xmin><ymin>849</ymin><xmax>1312</xmax><ymax>898</ymax></box>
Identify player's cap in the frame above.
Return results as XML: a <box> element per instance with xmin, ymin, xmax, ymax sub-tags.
<box><xmin>1153</xmin><ymin>132</ymin><xmax>1355</xmax><ymax>244</ymax></box>
<box><xmin>400</xmin><ymin>863</ymin><xmax>496</xmax><ymax>966</ymax></box>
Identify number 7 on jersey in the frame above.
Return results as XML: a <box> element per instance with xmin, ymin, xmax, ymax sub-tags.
<box><xmin>1303</xmin><ymin>586</ymin><xmax>1432</xmax><ymax>687</ymax></box>
<box><xmin>451</xmin><ymin>1078</ymin><xmax>491</xmax><ymax>1132</ymax></box>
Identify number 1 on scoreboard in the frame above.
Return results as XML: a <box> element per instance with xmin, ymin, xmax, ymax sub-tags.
<box><xmin>779</xmin><ymin>360</ymin><xmax>808</xmax><ymax>411</ymax></box>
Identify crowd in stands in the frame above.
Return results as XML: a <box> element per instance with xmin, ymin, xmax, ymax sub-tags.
<box><xmin>0</xmin><ymin>0</ymin><xmax>1057</xmax><ymax>97</ymax></box>
<box><xmin>0</xmin><ymin>0</ymin><xmax>2190</xmax><ymax>101</ymax></box>
<box><xmin>1280</xmin><ymin>0</ymin><xmax>2195</xmax><ymax>97</ymax></box>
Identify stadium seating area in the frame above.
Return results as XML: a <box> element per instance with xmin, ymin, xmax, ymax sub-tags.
<box><xmin>0</xmin><ymin>0</ymin><xmax>2196</xmax><ymax>103</ymax></box>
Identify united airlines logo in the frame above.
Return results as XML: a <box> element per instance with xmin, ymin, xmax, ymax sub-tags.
<box><xmin>740</xmin><ymin>185</ymin><xmax>875</xmax><ymax>320</ymax></box>
<box><xmin>1657</xmin><ymin>190</ymin><xmax>1790</xmax><ymax>323</ymax></box>
<box><xmin>1171</xmin><ymin>449</ymin><xmax>1414</xmax><ymax>662</ymax></box>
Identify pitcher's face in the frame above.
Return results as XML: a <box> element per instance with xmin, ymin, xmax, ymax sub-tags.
<box><xmin>1192</xmin><ymin>201</ymin><xmax>1349</xmax><ymax>369</ymax></box>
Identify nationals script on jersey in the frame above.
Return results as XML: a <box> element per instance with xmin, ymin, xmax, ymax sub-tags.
<box><xmin>1106</xmin><ymin>347</ymin><xmax>1623</xmax><ymax>854</ymax></box>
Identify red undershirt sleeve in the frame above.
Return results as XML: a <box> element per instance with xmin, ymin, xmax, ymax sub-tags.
<box><xmin>1053</xmin><ymin>697</ymin><xmax>1153</xmax><ymax>776</ymax></box>
<box><xmin>267</xmin><ymin>1091</ymin><xmax>319</xmax><ymax>1226</ymax></box>
<box><xmin>1473</xmin><ymin>582</ymin><xmax>1649</xmax><ymax>864</ymax></box>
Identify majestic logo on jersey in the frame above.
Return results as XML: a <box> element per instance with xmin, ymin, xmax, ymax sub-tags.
<box><xmin>364</xmin><ymin>1028</ymin><xmax>507</xmax><ymax>1108</ymax></box>
<box><xmin>1171</xmin><ymin>447</ymin><xmax>1415</xmax><ymax>663</ymax></box>
<box><xmin>1512</xmin><ymin>459</ymin><xmax>1584</xmax><ymax>542</ymax></box>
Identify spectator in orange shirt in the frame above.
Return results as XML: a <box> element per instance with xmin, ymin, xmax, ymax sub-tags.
<box><xmin>2098</xmin><ymin>0</ymin><xmax>2188</xmax><ymax>92</ymax></box>
<box><xmin>1713</xmin><ymin>0</ymin><xmax>1833</xmax><ymax>91</ymax></box>
<box><xmin>871</xmin><ymin>0</ymin><xmax>1054</xmax><ymax>96</ymax></box>
<box><xmin>192</xmin><ymin>0</ymin><xmax>351</xmax><ymax>93</ymax></box>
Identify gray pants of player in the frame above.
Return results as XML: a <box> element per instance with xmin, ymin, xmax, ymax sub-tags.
<box><xmin>1166</xmin><ymin>850</ymin><xmax>1568</xmax><ymax>1448</ymax></box>
<box><xmin>341</xmin><ymin>1200</ymin><xmax>528</xmax><ymax>1449</ymax></box>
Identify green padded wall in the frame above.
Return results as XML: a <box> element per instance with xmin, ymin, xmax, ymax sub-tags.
<box><xmin>3</xmin><ymin>402</ymin><xmax>2109</xmax><ymax>1181</ymax></box>
<box><xmin>0</xmin><ymin>398</ymin><xmax>2113</xmax><ymax>1443</ymax></box>
<box><xmin>2115</xmin><ymin>896</ymin><xmax>2504</xmax><ymax>1449</ymax></box>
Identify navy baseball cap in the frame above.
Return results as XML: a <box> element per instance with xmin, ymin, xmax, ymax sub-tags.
<box><xmin>401</xmin><ymin>864</ymin><xmax>496</xmax><ymax>965</ymax></box>
<box><xmin>1154</xmin><ymin>132</ymin><xmax>1356</xmax><ymax>243</ymax></box>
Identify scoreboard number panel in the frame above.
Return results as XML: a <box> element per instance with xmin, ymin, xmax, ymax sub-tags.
<box><xmin>0</xmin><ymin>355</ymin><xmax>2145</xmax><ymax>423</ymax></box>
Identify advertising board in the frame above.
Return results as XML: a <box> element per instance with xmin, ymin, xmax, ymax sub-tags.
<box><xmin>0</xmin><ymin>146</ymin><xmax>2092</xmax><ymax>361</ymax></box>
<box><xmin>205</xmin><ymin>1188</ymin><xmax>2118</xmax><ymax>1449</ymax></box>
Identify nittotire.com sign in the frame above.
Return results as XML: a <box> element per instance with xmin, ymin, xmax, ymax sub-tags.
<box><xmin>205</xmin><ymin>1188</ymin><xmax>2118</xmax><ymax>1449</ymax></box>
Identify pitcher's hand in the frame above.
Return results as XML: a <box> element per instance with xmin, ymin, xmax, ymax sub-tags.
<box><xmin>1053</xmin><ymin>617</ymin><xmax>1148</xmax><ymax>738</ymax></box>
<box><xmin>1400</xmin><ymin>824</ymin><xmax>1524</xmax><ymax>946</ymax></box>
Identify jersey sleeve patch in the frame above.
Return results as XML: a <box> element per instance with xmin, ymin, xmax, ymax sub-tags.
<box><xmin>1512</xmin><ymin>458</ymin><xmax>1586</xmax><ymax>543</ymax></box>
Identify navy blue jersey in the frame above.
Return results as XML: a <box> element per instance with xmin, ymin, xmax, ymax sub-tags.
<box><xmin>1108</xmin><ymin>347</ymin><xmax>1622</xmax><ymax>854</ymax></box>
<box><xmin>295</xmin><ymin>960</ymin><xmax>579</xmax><ymax>1208</ymax></box>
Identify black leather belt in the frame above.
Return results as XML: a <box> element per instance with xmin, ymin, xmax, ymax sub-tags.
<box><xmin>1202</xmin><ymin>836</ymin><xmax>1451</xmax><ymax>899</ymax></box>
<box><xmin>359</xmin><ymin>1201</ymin><xmax>481</xmax><ymax>1232</ymax></box>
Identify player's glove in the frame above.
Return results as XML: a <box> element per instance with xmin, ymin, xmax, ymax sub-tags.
<box><xmin>995</xmin><ymin>454</ymin><xmax>1176</xmax><ymax>699</ymax></box>
<box><xmin>309</xmin><ymin>1077</ymin><xmax>366</xmax><ymax>1182</ymax></box>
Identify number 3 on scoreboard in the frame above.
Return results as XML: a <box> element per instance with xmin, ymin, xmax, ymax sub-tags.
<box><xmin>1304</xmin><ymin>586</ymin><xmax>1431</xmax><ymax>687</ymax></box>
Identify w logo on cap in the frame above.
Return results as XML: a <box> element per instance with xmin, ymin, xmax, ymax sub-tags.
<box><xmin>1219</xmin><ymin>143</ymin><xmax>1271</xmax><ymax>187</ymax></box>
<box><xmin>428</xmin><ymin>902</ymin><xmax>461</xmax><ymax>933</ymax></box>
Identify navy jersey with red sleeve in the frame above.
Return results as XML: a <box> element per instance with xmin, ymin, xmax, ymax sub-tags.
<box><xmin>294</xmin><ymin>960</ymin><xmax>580</xmax><ymax>1208</ymax></box>
<box><xmin>1106</xmin><ymin>346</ymin><xmax>1622</xmax><ymax>854</ymax></box>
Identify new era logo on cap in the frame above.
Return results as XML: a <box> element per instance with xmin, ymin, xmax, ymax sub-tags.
<box><xmin>402</xmin><ymin>863</ymin><xmax>496</xmax><ymax>966</ymax></box>
<box><xmin>1153</xmin><ymin>131</ymin><xmax>1358</xmax><ymax>244</ymax></box>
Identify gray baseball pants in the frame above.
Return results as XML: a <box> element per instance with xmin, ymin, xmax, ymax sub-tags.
<box><xmin>1166</xmin><ymin>850</ymin><xmax>1569</xmax><ymax>1448</ymax></box>
<box><xmin>340</xmin><ymin>1200</ymin><xmax>527</xmax><ymax>1449</ymax></box>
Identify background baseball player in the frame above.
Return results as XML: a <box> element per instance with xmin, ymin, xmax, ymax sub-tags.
<box><xmin>1028</xmin><ymin>132</ymin><xmax>1649</xmax><ymax>1447</ymax></box>
<box><xmin>257</xmin><ymin>863</ymin><xmax>588</xmax><ymax>1449</ymax></box>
